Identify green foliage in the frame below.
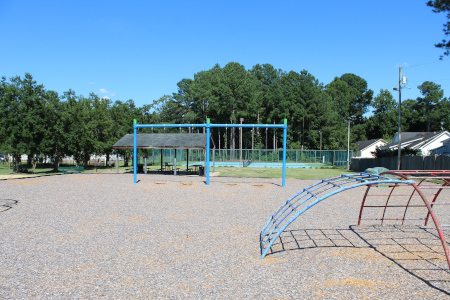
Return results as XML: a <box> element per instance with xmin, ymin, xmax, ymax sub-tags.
<box><xmin>427</xmin><ymin>0</ymin><xmax>450</xmax><ymax>58</ymax></box>
<box><xmin>367</xmin><ymin>89</ymin><xmax>398</xmax><ymax>139</ymax></box>
<box><xmin>416</xmin><ymin>81</ymin><xmax>445</xmax><ymax>131</ymax></box>
<box><xmin>1</xmin><ymin>66</ymin><xmax>449</xmax><ymax>168</ymax></box>
<box><xmin>325</xmin><ymin>73</ymin><xmax>373</xmax><ymax>124</ymax></box>
<box><xmin>0</xmin><ymin>73</ymin><xmax>48</xmax><ymax>171</ymax></box>
<box><xmin>371</xmin><ymin>147</ymin><xmax>421</xmax><ymax>158</ymax></box>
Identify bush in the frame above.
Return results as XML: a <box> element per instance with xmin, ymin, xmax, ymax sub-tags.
<box><xmin>371</xmin><ymin>147</ymin><xmax>420</xmax><ymax>158</ymax></box>
<box><xmin>17</xmin><ymin>164</ymin><xmax>30</xmax><ymax>173</ymax></box>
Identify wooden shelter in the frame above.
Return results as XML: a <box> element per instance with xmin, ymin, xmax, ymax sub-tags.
<box><xmin>113</xmin><ymin>133</ymin><xmax>207</xmax><ymax>174</ymax></box>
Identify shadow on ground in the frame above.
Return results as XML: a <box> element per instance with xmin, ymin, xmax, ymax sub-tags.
<box><xmin>266</xmin><ymin>224</ymin><xmax>450</xmax><ymax>296</ymax></box>
<box><xmin>0</xmin><ymin>199</ymin><xmax>18</xmax><ymax>212</ymax></box>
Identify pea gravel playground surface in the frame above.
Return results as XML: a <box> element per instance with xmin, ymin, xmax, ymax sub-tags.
<box><xmin>1</xmin><ymin>174</ymin><xmax>450</xmax><ymax>299</ymax></box>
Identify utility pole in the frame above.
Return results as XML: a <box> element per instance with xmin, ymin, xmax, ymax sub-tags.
<box><xmin>398</xmin><ymin>67</ymin><xmax>402</xmax><ymax>170</ymax></box>
<box><xmin>394</xmin><ymin>67</ymin><xmax>402</xmax><ymax>170</ymax></box>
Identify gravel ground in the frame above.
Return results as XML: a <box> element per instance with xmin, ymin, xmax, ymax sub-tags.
<box><xmin>1</xmin><ymin>173</ymin><xmax>450</xmax><ymax>299</ymax></box>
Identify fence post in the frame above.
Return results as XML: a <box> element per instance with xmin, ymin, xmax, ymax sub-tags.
<box><xmin>333</xmin><ymin>151</ymin><xmax>335</xmax><ymax>167</ymax></box>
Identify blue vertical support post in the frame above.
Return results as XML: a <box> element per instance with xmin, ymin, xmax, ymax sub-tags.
<box><xmin>206</xmin><ymin>118</ymin><xmax>211</xmax><ymax>185</ymax></box>
<box><xmin>133</xmin><ymin>119</ymin><xmax>137</xmax><ymax>183</ymax></box>
<box><xmin>282</xmin><ymin>118</ymin><xmax>287</xmax><ymax>187</ymax></box>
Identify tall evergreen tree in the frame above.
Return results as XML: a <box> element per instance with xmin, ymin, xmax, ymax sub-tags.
<box><xmin>416</xmin><ymin>81</ymin><xmax>445</xmax><ymax>131</ymax></box>
<box><xmin>367</xmin><ymin>89</ymin><xmax>398</xmax><ymax>139</ymax></box>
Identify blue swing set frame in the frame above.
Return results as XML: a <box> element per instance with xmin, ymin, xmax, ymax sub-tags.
<box><xmin>133</xmin><ymin>118</ymin><xmax>288</xmax><ymax>186</ymax></box>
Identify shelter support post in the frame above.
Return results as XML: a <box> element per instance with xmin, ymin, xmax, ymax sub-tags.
<box><xmin>116</xmin><ymin>149</ymin><xmax>119</xmax><ymax>173</ymax></box>
<box><xmin>187</xmin><ymin>149</ymin><xmax>189</xmax><ymax>171</ymax></box>
<box><xmin>144</xmin><ymin>149</ymin><xmax>147</xmax><ymax>174</ymax></box>
<box><xmin>174</xmin><ymin>149</ymin><xmax>177</xmax><ymax>175</ymax></box>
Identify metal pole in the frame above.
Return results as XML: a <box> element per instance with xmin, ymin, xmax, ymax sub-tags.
<box><xmin>398</xmin><ymin>66</ymin><xmax>402</xmax><ymax>170</ymax></box>
<box><xmin>206</xmin><ymin>118</ymin><xmax>211</xmax><ymax>185</ymax></box>
<box><xmin>347</xmin><ymin>120</ymin><xmax>350</xmax><ymax>170</ymax></box>
<box><xmin>319</xmin><ymin>130</ymin><xmax>322</xmax><ymax>151</ymax></box>
<box><xmin>240</xmin><ymin>118</ymin><xmax>243</xmax><ymax>167</ymax></box>
<box><xmin>174</xmin><ymin>149</ymin><xmax>177</xmax><ymax>175</ymax></box>
<box><xmin>282</xmin><ymin>119</ymin><xmax>287</xmax><ymax>187</ymax></box>
<box><xmin>144</xmin><ymin>149</ymin><xmax>147</xmax><ymax>174</ymax></box>
<box><xmin>252</xmin><ymin>128</ymin><xmax>254</xmax><ymax>150</ymax></box>
<box><xmin>133</xmin><ymin>119</ymin><xmax>137</xmax><ymax>183</ymax></box>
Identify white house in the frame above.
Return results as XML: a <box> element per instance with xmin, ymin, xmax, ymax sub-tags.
<box><xmin>383</xmin><ymin>131</ymin><xmax>450</xmax><ymax>156</ymax></box>
<box><xmin>430</xmin><ymin>137</ymin><xmax>450</xmax><ymax>155</ymax></box>
<box><xmin>355</xmin><ymin>139</ymin><xmax>387</xmax><ymax>158</ymax></box>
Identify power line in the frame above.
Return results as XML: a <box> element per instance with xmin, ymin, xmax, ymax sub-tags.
<box><xmin>403</xmin><ymin>60</ymin><xmax>443</xmax><ymax>68</ymax></box>
<box><xmin>406</xmin><ymin>78</ymin><xmax>450</xmax><ymax>83</ymax></box>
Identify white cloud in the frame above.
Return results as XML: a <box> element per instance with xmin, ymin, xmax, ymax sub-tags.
<box><xmin>99</xmin><ymin>88</ymin><xmax>116</xmax><ymax>99</ymax></box>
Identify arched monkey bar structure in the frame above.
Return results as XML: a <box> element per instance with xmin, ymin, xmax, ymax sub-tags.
<box><xmin>260</xmin><ymin>171</ymin><xmax>450</xmax><ymax>269</ymax></box>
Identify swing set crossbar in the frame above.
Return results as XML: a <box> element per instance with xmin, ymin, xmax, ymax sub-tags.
<box><xmin>135</xmin><ymin>123</ymin><xmax>285</xmax><ymax>129</ymax></box>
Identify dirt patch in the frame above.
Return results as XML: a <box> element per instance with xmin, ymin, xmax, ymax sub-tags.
<box><xmin>251</xmin><ymin>184</ymin><xmax>267</xmax><ymax>188</ymax></box>
<box><xmin>225</xmin><ymin>183</ymin><xmax>239</xmax><ymax>188</ymax></box>
<box><xmin>8</xmin><ymin>178</ymin><xmax>46</xmax><ymax>185</ymax></box>
<box><xmin>0</xmin><ymin>174</ymin><xmax>42</xmax><ymax>180</ymax></box>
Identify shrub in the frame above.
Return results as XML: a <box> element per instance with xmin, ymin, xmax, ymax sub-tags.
<box><xmin>371</xmin><ymin>147</ymin><xmax>420</xmax><ymax>158</ymax></box>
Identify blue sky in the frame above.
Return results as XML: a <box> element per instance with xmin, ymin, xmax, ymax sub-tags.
<box><xmin>1</xmin><ymin>0</ymin><xmax>450</xmax><ymax>111</ymax></box>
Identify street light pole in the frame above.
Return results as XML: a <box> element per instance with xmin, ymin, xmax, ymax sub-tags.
<box><xmin>319</xmin><ymin>130</ymin><xmax>322</xmax><ymax>151</ymax></box>
<box><xmin>347</xmin><ymin>120</ymin><xmax>350</xmax><ymax>170</ymax></box>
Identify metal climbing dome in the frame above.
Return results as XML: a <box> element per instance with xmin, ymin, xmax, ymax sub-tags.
<box><xmin>259</xmin><ymin>171</ymin><xmax>450</xmax><ymax>269</ymax></box>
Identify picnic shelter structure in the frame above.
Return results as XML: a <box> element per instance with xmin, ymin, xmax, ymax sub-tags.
<box><xmin>113</xmin><ymin>133</ymin><xmax>207</xmax><ymax>174</ymax></box>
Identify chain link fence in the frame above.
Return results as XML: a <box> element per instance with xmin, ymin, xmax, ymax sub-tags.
<box><xmin>138</xmin><ymin>149</ymin><xmax>352</xmax><ymax>168</ymax></box>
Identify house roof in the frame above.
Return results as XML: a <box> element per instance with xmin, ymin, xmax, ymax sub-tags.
<box><xmin>392</xmin><ymin>132</ymin><xmax>429</xmax><ymax>142</ymax></box>
<box><xmin>383</xmin><ymin>132</ymin><xmax>446</xmax><ymax>150</ymax></box>
<box><xmin>112</xmin><ymin>133</ymin><xmax>207</xmax><ymax>149</ymax></box>
<box><xmin>356</xmin><ymin>139</ymin><xmax>385</xmax><ymax>151</ymax></box>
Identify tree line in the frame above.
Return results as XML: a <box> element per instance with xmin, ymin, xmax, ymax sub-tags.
<box><xmin>1</xmin><ymin>63</ymin><xmax>449</xmax><ymax>171</ymax></box>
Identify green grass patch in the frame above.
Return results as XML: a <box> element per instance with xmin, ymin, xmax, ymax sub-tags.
<box><xmin>0</xmin><ymin>161</ymin><xmax>356</xmax><ymax>181</ymax></box>
<box><xmin>213</xmin><ymin>166</ymin><xmax>355</xmax><ymax>180</ymax></box>
<box><xmin>0</xmin><ymin>163</ymin><xmax>12</xmax><ymax>175</ymax></box>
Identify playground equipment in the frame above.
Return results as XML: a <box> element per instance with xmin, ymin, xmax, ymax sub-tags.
<box><xmin>133</xmin><ymin>118</ymin><xmax>288</xmax><ymax>186</ymax></box>
<box><xmin>260</xmin><ymin>171</ymin><xmax>450</xmax><ymax>269</ymax></box>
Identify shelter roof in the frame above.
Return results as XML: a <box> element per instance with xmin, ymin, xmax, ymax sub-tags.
<box><xmin>112</xmin><ymin>133</ymin><xmax>207</xmax><ymax>149</ymax></box>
